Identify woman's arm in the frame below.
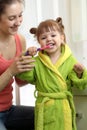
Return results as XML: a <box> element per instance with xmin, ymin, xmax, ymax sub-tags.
<box><xmin>14</xmin><ymin>34</ymin><xmax>36</xmax><ymax>86</ymax></box>
<box><xmin>0</xmin><ymin>34</ymin><xmax>35</xmax><ymax>91</ymax></box>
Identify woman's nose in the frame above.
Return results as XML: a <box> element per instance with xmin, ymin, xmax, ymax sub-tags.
<box><xmin>15</xmin><ymin>18</ymin><xmax>22</xmax><ymax>26</ymax></box>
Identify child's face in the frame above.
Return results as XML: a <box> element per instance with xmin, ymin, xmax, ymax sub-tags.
<box><xmin>38</xmin><ymin>29</ymin><xmax>64</xmax><ymax>54</ymax></box>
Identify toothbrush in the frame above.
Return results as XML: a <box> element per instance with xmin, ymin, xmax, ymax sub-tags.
<box><xmin>24</xmin><ymin>45</ymin><xmax>50</xmax><ymax>56</ymax></box>
<box><xmin>37</xmin><ymin>45</ymin><xmax>50</xmax><ymax>51</ymax></box>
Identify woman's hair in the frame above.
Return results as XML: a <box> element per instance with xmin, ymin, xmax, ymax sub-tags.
<box><xmin>0</xmin><ymin>0</ymin><xmax>25</xmax><ymax>16</ymax></box>
<box><xmin>30</xmin><ymin>17</ymin><xmax>66</xmax><ymax>42</ymax></box>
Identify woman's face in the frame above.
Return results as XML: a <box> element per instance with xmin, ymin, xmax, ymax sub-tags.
<box><xmin>0</xmin><ymin>1</ymin><xmax>23</xmax><ymax>35</ymax></box>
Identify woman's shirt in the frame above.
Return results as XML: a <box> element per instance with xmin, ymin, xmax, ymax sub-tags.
<box><xmin>0</xmin><ymin>34</ymin><xmax>22</xmax><ymax>111</ymax></box>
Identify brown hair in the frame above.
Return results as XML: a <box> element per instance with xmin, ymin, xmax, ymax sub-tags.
<box><xmin>0</xmin><ymin>0</ymin><xmax>25</xmax><ymax>16</ymax></box>
<box><xmin>30</xmin><ymin>17</ymin><xmax>66</xmax><ymax>42</ymax></box>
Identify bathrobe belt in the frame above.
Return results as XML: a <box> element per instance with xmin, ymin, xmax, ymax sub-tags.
<box><xmin>34</xmin><ymin>90</ymin><xmax>76</xmax><ymax>130</ymax></box>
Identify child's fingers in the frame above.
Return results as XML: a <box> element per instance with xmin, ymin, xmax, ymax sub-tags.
<box><xmin>26</xmin><ymin>47</ymin><xmax>37</xmax><ymax>56</ymax></box>
<box><xmin>73</xmin><ymin>64</ymin><xmax>84</xmax><ymax>74</ymax></box>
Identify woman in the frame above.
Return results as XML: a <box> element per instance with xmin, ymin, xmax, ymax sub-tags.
<box><xmin>0</xmin><ymin>0</ymin><xmax>35</xmax><ymax>130</ymax></box>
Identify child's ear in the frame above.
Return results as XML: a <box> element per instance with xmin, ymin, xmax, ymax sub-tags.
<box><xmin>61</xmin><ymin>34</ymin><xmax>65</xmax><ymax>44</ymax></box>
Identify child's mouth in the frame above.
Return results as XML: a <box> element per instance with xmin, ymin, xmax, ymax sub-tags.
<box><xmin>47</xmin><ymin>43</ymin><xmax>55</xmax><ymax>48</ymax></box>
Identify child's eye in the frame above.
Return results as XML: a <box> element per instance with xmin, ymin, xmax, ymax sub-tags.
<box><xmin>51</xmin><ymin>34</ymin><xmax>56</xmax><ymax>37</ymax></box>
<box><xmin>41</xmin><ymin>37</ymin><xmax>46</xmax><ymax>40</ymax></box>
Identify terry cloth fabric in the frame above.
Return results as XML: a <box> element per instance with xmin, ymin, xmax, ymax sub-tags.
<box><xmin>17</xmin><ymin>44</ymin><xmax>87</xmax><ymax>130</ymax></box>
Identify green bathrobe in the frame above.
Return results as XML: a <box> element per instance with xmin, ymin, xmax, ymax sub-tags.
<box><xmin>17</xmin><ymin>44</ymin><xmax>87</xmax><ymax>130</ymax></box>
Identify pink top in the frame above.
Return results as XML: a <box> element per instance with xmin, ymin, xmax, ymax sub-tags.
<box><xmin>0</xmin><ymin>34</ymin><xmax>22</xmax><ymax>111</ymax></box>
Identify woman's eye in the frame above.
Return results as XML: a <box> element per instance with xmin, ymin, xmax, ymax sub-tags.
<box><xmin>9</xmin><ymin>17</ymin><xmax>15</xmax><ymax>21</ymax></box>
<box><xmin>8</xmin><ymin>16</ymin><xmax>15</xmax><ymax>21</ymax></box>
<box><xmin>19</xmin><ymin>14</ymin><xmax>23</xmax><ymax>17</ymax></box>
<box><xmin>8</xmin><ymin>13</ymin><xmax>23</xmax><ymax>21</ymax></box>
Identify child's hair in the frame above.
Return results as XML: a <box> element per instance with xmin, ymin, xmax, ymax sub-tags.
<box><xmin>0</xmin><ymin>0</ymin><xmax>25</xmax><ymax>16</ymax></box>
<box><xmin>30</xmin><ymin>17</ymin><xmax>66</xmax><ymax>42</ymax></box>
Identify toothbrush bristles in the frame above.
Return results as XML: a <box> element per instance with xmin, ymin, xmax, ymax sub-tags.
<box><xmin>37</xmin><ymin>45</ymin><xmax>50</xmax><ymax>51</ymax></box>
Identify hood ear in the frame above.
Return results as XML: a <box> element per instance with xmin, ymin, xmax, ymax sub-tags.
<box><xmin>29</xmin><ymin>28</ymin><xmax>37</xmax><ymax>34</ymax></box>
<box><xmin>56</xmin><ymin>17</ymin><xmax>62</xmax><ymax>24</ymax></box>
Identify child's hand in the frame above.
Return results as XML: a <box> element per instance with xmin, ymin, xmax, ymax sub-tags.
<box><xmin>73</xmin><ymin>63</ymin><xmax>84</xmax><ymax>78</ymax></box>
<box><xmin>25</xmin><ymin>47</ymin><xmax>37</xmax><ymax>56</ymax></box>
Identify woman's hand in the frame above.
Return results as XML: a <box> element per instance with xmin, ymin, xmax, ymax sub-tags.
<box><xmin>8</xmin><ymin>46</ymin><xmax>38</xmax><ymax>76</ymax></box>
<box><xmin>8</xmin><ymin>55</ymin><xmax>35</xmax><ymax>76</ymax></box>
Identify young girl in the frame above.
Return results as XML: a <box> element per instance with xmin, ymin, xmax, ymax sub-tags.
<box><xmin>17</xmin><ymin>17</ymin><xmax>87</xmax><ymax>130</ymax></box>
<box><xmin>0</xmin><ymin>0</ymin><xmax>35</xmax><ymax>130</ymax></box>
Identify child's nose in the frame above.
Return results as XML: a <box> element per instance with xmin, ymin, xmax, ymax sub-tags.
<box><xmin>47</xmin><ymin>36</ymin><xmax>52</xmax><ymax>41</ymax></box>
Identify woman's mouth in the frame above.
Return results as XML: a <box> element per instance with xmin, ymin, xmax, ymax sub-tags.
<box><xmin>11</xmin><ymin>26</ymin><xmax>19</xmax><ymax>31</ymax></box>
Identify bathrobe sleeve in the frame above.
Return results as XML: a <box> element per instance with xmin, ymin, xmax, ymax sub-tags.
<box><xmin>68</xmin><ymin>68</ymin><xmax>87</xmax><ymax>90</ymax></box>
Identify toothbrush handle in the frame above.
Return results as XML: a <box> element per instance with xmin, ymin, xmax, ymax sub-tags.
<box><xmin>24</xmin><ymin>45</ymin><xmax>50</xmax><ymax>56</ymax></box>
<box><xmin>24</xmin><ymin>48</ymin><xmax>39</xmax><ymax>56</ymax></box>
<box><xmin>24</xmin><ymin>51</ymin><xmax>29</xmax><ymax>56</ymax></box>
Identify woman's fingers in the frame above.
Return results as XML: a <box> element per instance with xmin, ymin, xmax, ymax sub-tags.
<box><xmin>16</xmin><ymin>55</ymin><xmax>35</xmax><ymax>72</ymax></box>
